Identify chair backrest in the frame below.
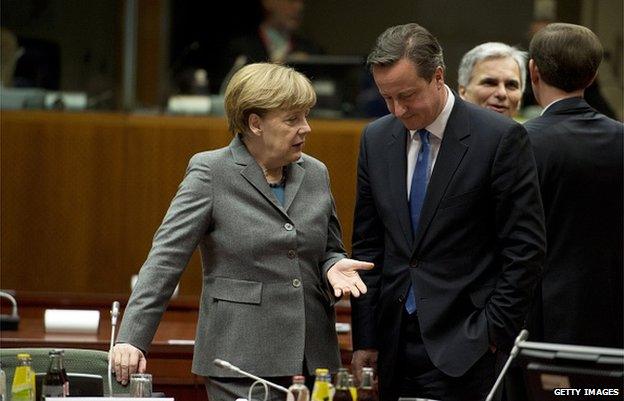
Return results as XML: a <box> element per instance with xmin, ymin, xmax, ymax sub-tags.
<box><xmin>35</xmin><ymin>372</ymin><xmax>104</xmax><ymax>399</ymax></box>
<box><xmin>0</xmin><ymin>348</ymin><xmax>127</xmax><ymax>396</ymax></box>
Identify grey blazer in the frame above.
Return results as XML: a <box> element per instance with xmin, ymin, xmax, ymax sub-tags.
<box><xmin>117</xmin><ymin>135</ymin><xmax>346</xmax><ymax>377</ymax></box>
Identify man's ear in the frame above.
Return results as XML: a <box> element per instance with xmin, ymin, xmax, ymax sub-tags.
<box><xmin>248</xmin><ymin>113</ymin><xmax>263</xmax><ymax>136</ymax></box>
<box><xmin>434</xmin><ymin>66</ymin><xmax>445</xmax><ymax>88</ymax></box>
<box><xmin>458</xmin><ymin>85</ymin><xmax>467</xmax><ymax>99</ymax></box>
<box><xmin>529</xmin><ymin>59</ymin><xmax>540</xmax><ymax>85</ymax></box>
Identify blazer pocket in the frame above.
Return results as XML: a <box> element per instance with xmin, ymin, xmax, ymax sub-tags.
<box><xmin>209</xmin><ymin>276</ymin><xmax>262</xmax><ymax>305</ymax></box>
<box><xmin>469</xmin><ymin>285</ymin><xmax>495</xmax><ymax>308</ymax></box>
<box><xmin>439</xmin><ymin>187</ymin><xmax>484</xmax><ymax>209</ymax></box>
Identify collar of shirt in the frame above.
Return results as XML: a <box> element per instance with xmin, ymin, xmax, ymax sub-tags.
<box><xmin>406</xmin><ymin>86</ymin><xmax>454</xmax><ymax>198</ymax></box>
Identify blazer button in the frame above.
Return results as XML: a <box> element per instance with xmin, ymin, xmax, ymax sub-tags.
<box><xmin>287</xmin><ymin>250</ymin><xmax>297</xmax><ymax>259</ymax></box>
<box><xmin>284</xmin><ymin>223</ymin><xmax>294</xmax><ymax>231</ymax></box>
<box><xmin>292</xmin><ymin>278</ymin><xmax>302</xmax><ymax>288</ymax></box>
<box><xmin>398</xmin><ymin>295</ymin><xmax>405</xmax><ymax>303</ymax></box>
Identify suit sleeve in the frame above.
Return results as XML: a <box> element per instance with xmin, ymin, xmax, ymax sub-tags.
<box><xmin>486</xmin><ymin>124</ymin><xmax>546</xmax><ymax>350</ymax></box>
<box><xmin>350</xmin><ymin>127</ymin><xmax>386</xmax><ymax>350</ymax></box>
<box><xmin>116</xmin><ymin>154</ymin><xmax>213</xmax><ymax>352</ymax></box>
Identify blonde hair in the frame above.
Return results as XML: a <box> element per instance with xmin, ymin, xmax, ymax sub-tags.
<box><xmin>224</xmin><ymin>63</ymin><xmax>316</xmax><ymax>135</ymax></box>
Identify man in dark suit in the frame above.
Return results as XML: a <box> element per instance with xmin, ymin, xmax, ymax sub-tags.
<box><xmin>350</xmin><ymin>23</ymin><xmax>546</xmax><ymax>401</ymax></box>
<box><xmin>524</xmin><ymin>23</ymin><xmax>623</xmax><ymax>349</ymax></box>
<box><xmin>216</xmin><ymin>0</ymin><xmax>321</xmax><ymax>92</ymax></box>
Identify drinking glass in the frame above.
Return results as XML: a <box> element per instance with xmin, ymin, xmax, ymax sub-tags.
<box><xmin>129</xmin><ymin>373</ymin><xmax>152</xmax><ymax>397</ymax></box>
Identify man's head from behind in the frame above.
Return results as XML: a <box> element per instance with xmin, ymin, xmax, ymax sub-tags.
<box><xmin>529</xmin><ymin>23</ymin><xmax>603</xmax><ymax>95</ymax></box>
<box><xmin>458</xmin><ymin>42</ymin><xmax>526</xmax><ymax>118</ymax></box>
<box><xmin>367</xmin><ymin>23</ymin><xmax>447</xmax><ymax>130</ymax></box>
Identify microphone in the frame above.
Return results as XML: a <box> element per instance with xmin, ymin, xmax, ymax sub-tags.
<box><xmin>485</xmin><ymin>329</ymin><xmax>529</xmax><ymax>401</ymax></box>
<box><xmin>213</xmin><ymin>358</ymin><xmax>293</xmax><ymax>401</ymax></box>
<box><xmin>111</xmin><ymin>301</ymin><xmax>120</xmax><ymax>326</ymax></box>
<box><xmin>0</xmin><ymin>290</ymin><xmax>20</xmax><ymax>330</ymax></box>
<box><xmin>108</xmin><ymin>301</ymin><xmax>121</xmax><ymax>397</ymax></box>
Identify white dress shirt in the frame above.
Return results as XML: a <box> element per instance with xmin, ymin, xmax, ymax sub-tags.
<box><xmin>406</xmin><ymin>86</ymin><xmax>455</xmax><ymax>198</ymax></box>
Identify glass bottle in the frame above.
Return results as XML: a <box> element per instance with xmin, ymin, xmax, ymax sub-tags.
<box><xmin>310</xmin><ymin>368</ymin><xmax>330</xmax><ymax>401</ymax></box>
<box><xmin>288</xmin><ymin>375</ymin><xmax>310</xmax><ymax>401</ymax></box>
<box><xmin>11</xmin><ymin>353</ymin><xmax>35</xmax><ymax>401</ymax></box>
<box><xmin>41</xmin><ymin>350</ymin><xmax>65</xmax><ymax>399</ymax></box>
<box><xmin>0</xmin><ymin>362</ymin><xmax>7</xmax><ymax>401</ymax></box>
<box><xmin>348</xmin><ymin>373</ymin><xmax>357</xmax><ymax>401</ymax></box>
<box><xmin>357</xmin><ymin>367</ymin><xmax>377</xmax><ymax>401</ymax></box>
<box><xmin>55</xmin><ymin>350</ymin><xmax>69</xmax><ymax>396</ymax></box>
<box><xmin>332</xmin><ymin>368</ymin><xmax>353</xmax><ymax>401</ymax></box>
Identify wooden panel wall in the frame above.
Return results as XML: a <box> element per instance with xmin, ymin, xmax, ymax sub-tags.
<box><xmin>1</xmin><ymin>111</ymin><xmax>367</xmax><ymax>295</ymax></box>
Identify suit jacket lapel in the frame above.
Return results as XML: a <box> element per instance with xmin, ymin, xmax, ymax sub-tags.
<box><xmin>283</xmin><ymin>160</ymin><xmax>305</xmax><ymax>212</ymax></box>
<box><xmin>387</xmin><ymin>122</ymin><xmax>414</xmax><ymax>248</ymax></box>
<box><xmin>230</xmin><ymin>135</ymin><xmax>292</xmax><ymax>220</ymax></box>
<box><xmin>413</xmin><ymin>98</ymin><xmax>470</xmax><ymax>249</ymax></box>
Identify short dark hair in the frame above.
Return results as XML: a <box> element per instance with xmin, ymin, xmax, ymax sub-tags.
<box><xmin>367</xmin><ymin>23</ymin><xmax>445</xmax><ymax>80</ymax></box>
<box><xmin>529</xmin><ymin>23</ymin><xmax>603</xmax><ymax>92</ymax></box>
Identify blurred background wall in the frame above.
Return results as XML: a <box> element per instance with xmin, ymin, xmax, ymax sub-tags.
<box><xmin>2</xmin><ymin>0</ymin><xmax>621</xmax><ymax>116</ymax></box>
<box><xmin>1</xmin><ymin>0</ymin><xmax>622</xmax><ymax>296</ymax></box>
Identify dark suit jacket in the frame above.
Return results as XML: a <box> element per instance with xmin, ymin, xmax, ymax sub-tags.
<box><xmin>525</xmin><ymin>97</ymin><xmax>623</xmax><ymax>348</ymax></box>
<box><xmin>351</xmin><ymin>95</ymin><xmax>546</xmax><ymax>399</ymax></box>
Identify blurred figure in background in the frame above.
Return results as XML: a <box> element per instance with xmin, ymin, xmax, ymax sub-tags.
<box><xmin>458</xmin><ymin>42</ymin><xmax>526</xmax><ymax>119</ymax></box>
<box><xmin>229</xmin><ymin>0</ymin><xmax>321</xmax><ymax>64</ymax></box>
<box><xmin>216</xmin><ymin>0</ymin><xmax>322</xmax><ymax>93</ymax></box>
<box><xmin>1</xmin><ymin>27</ymin><xmax>21</xmax><ymax>87</ymax></box>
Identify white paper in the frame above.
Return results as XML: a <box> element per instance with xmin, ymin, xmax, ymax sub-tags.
<box><xmin>44</xmin><ymin>309</ymin><xmax>100</xmax><ymax>334</ymax></box>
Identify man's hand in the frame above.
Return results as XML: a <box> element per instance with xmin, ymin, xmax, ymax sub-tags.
<box><xmin>111</xmin><ymin>343</ymin><xmax>147</xmax><ymax>385</ymax></box>
<box><xmin>327</xmin><ymin>258</ymin><xmax>374</xmax><ymax>298</ymax></box>
<box><xmin>351</xmin><ymin>349</ymin><xmax>379</xmax><ymax>385</ymax></box>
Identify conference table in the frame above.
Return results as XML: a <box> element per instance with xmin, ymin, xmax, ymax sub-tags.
<box><xmin>0</xmin><ymin>292</ymin><xmax>354</xmax><ymax>401</ymax></box>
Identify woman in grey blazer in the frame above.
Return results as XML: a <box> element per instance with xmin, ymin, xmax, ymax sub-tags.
<box><xmin>112</xmin><ymin>62</ymin><xmax>373</xmax><ymax>401</ymax></box>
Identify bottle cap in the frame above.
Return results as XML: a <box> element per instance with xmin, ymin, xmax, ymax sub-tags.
<box><xmin>16</xmin><ymin>353</ymin><xmax>31</xmax><ymax>359</ymax></box>
<box><xmin>315</xmin><ymin>368</ymin><xmax>329</xmax><ymax>375</ymax></box>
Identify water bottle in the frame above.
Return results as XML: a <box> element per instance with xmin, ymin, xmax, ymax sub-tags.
<box><xmin>11</xmin><ymin>353</ymin><xmax>35</xmax><ymax>401</ymax></box>
<box><xmin>288</xmin><ymin>375</ymin><xmax>310</xmax><ymax>401</ymax></box>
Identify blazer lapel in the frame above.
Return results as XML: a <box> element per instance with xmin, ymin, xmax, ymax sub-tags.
<box><xmin>387</xmin><ymin>122</ymin><xmax>414</xmax><ymax>248</ymax></box>
<box><xmin>230</xmin><ymin>135</ymin><xmax>291</xmax><ymax>220</ymax></box>
<box><xmin>283</xmin><ymin>159</ymin><xmax>305</xmax><ymax>212</ymax></box>
<box><xmin>413</xmin><ymin>98</ymin><xmax>470</xmax><ymax>249</ymax></box>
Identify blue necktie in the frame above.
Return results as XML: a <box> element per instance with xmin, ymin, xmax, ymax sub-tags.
<box><xmin>405</xmin><ymin>129</ymin><xmax>431</xmax><ymax>314</ymax></box>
